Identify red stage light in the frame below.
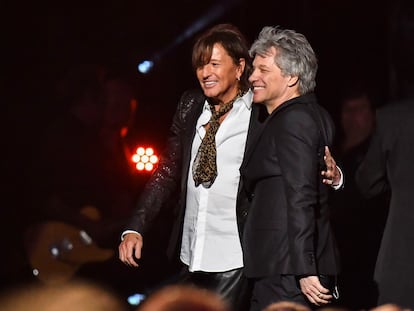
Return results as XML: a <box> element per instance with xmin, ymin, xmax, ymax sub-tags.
<box><xmin>132</xmin><ymin>146</ymin><xmax>158</xmax><ymax>172</ymax></box>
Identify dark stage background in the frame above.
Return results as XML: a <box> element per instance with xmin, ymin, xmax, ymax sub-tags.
<box><xmin>4</xmin><ymin>0</ymin><xmax>396</xmax><ymax>145</ymax></box>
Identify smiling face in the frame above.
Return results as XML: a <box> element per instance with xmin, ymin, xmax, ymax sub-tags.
<box><xmin>249</xmin><ymin>47</ymin><xmax>299</xmax><ymax>113</ymax></box>
<box><xmin>196</xmin><ymin>43</ymin><xmax>244</xmax><ymax>105</ymax></box>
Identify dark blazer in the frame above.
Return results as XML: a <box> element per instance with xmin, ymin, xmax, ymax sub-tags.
<box><xmin>239</xmin><ymin>94</ymin><xmax>340</xmax><ymax>278</ymax></box>
<box><xmin>125</xmin><ymin>88</ymin><xmax>260</xmax><ymax>259</ymax></box>
<box><xmin>355</xmin><ymin>100</ymin><xmax>414</xmax><ymax>308</ymax></box>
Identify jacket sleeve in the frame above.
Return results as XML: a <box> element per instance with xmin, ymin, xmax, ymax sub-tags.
<box><xmin>125</xmin><ymin>90</ymin><xmax>197</xmax><ymax>234</ymax></box>
<box><xmin>274</xmin><ymin>107</ymin><xmax>332</xmax><ymax>274</ymax></box>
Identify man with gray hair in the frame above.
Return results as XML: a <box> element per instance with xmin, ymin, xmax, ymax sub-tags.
<box><xmin>240</xmin><ymin>26</ymin><xmax>340</xmax><ymax>310</ymax></box>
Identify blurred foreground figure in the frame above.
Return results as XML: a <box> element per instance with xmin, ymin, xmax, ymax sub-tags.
<box><xmin>262</xmin><ymin>301</ymin><xmax>311</xmax><ymax>311</ymax></box>
<box><xmin>137</xmin><ymin>285</ymin><xmax>230</xmax><ymax>311</ymax></box>
<box><xmin>0</xmin><ymin>279</ymin><xmax>129</xmax><ymax>311</ymax></box>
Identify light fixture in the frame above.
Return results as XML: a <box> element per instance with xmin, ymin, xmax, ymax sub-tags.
<box><xmin>132</xmin><ymin>146</ymin><xmax>159</xmax><ymax>172</ymax></box>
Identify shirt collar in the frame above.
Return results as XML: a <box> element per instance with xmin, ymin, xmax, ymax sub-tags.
<box><xmin>203</xmin><ymin>89</ymin><xmax>253</xmax><ymax>112</ymax></box>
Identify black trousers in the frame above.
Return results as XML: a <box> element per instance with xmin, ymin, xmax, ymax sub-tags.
<box><xmin>249</xmin><ymin>274</ymin><xmax>338</xmax><ymax>311</ymax></box>
<box><xmin>178</xmin><ymin>265</ymin><xmax>252</xmax><ymax>311</ymax></box>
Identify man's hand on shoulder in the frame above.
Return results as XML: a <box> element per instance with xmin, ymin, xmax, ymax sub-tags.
<box><xmin>322</xmin><ymin>146</ymin><xmax>343</xmax><ymax>188</ymax></box>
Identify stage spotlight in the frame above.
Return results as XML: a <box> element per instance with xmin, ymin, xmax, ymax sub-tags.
<box><xmin>132</xmin><ymin>146</ymin><xmax>159</xmax><ymax>172</ymax></box>
<box><xmin>137</xmin><ymin>60</ymin><xmax>154</xmax><ymax>74</ymax></box>
<box><xmin>127</xmin><ymin>292</ymin><xmax>146</xmax><ymax>306</ymax></box>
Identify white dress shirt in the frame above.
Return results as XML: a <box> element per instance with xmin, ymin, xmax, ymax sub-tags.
<box><xmin>180</xmin><ymin>91</ymin><xmax>253</xmax><ymax>272</ymax></box>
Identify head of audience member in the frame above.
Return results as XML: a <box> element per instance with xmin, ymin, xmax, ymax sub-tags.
<box><xmin>191</xmin><ymin>23</ymin><xmax>252</xmax><ymax>105</ymax></box>
<box><xmin>53</xmin><ymin>64</ymin><xmax>106</xmax><ymax>129</ymax></box>
<box><xmin>0</xmin><ymin>279</ymin><xmax>129</xmax><ymax>311</ymax></box>
<box><xmin>338</xmin><ymin>82</ymin><xmax>376</xmax><ymax>153</ymax></box>
<box><xmin>262</xmin><ymin>301</ymin><xmax>311</xmax><ymax>311</ymax></box>
<box><xmin>54</xmin><ymin>64</ymin><xmax>138</xmax><ymax>138</ymax></box>
<box><xmin>248</xmin><ymin>25</ymin><xmax>318</xmax><ymax>113</ymax></box>
<box><xmin>101</xmin><ymin>75</ymin><xmax>138</xmax><ymax>139</ymax></box>
<box><xmin>370</xmin><ymin>303</ymin><xmax>405</xmax><ymax>311</ymax></box>
<box><xmin>317</xmin><ymin>307</ymin><xmax>352</xmax><ymax>311</ymax></box>
<box><xmin>136</xmin><ymin>285</ymin><xmax>230</xmax><ymax>311</ymax></box>
<box><xmin>69</xmin><ymin>76</ymin><xmax>104</xmax><ymax>130</ymax></box>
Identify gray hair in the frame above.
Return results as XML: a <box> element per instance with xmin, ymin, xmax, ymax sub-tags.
<box><xmin>249</xmin><ymin>26</ymin><xmax>318</xmax><ymax>94</ymax></box>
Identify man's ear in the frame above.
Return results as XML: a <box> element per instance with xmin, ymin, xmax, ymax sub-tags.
<box><xmin>288</xmin><ymin>75</ymin><xmax>299</xmax><ymax>87</ymax></box>
<box><xmin>238</xmin><ymin>58</ymin><xmax>246</xmax><ymax>77</ymax></box>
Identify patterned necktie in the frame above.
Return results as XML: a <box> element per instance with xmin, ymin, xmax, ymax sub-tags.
<box><xmin>192</xmin><ymin>92</ymin><xmax>241</xmax><ymax>188</ymax></box>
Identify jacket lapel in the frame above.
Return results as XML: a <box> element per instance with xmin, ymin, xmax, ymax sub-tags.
<box><xmin>241</xmin><ymin>103</ymin><xmax>267</xmax><ymax>169</ymax></box>
<box><xmin>241</xmin><ymin>98</ymin><xmax>304</xmax><ymax>169</ymax></box>
<box><xmin>181</xmin><ymin>91</ymin><xmax>206</xmax><ymax>189</ymax></box>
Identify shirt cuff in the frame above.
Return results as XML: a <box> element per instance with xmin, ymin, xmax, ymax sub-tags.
<box><xmin>121</xmin><ymin>230</ymin><xmax>141</xmax><ymax>241</ymax></box>
<box><xmin>333</xmin><ymin>165</ymin><xmax>344</xmax><ymax>190</ymax></box>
